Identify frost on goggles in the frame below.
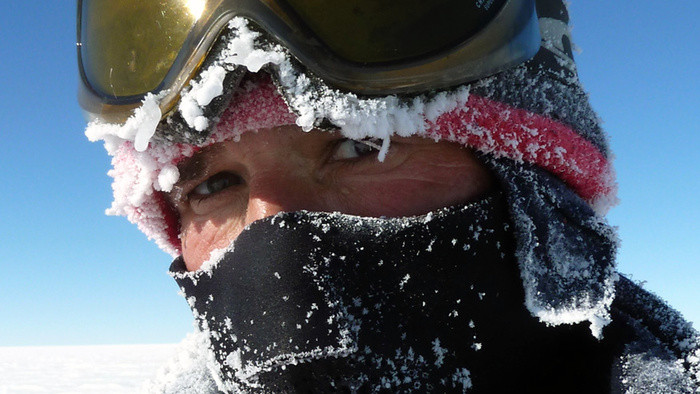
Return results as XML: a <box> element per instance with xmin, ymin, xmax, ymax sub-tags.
<box><xmin>79</xmin><ymin>0</ymin><xmax>202</xmax><ymax>99</ymax></box>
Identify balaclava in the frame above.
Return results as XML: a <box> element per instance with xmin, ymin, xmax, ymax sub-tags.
<box><xmin>86</xmin><ymin>0</ymin><xmax>622</xmax><ymax>391</ymax></box>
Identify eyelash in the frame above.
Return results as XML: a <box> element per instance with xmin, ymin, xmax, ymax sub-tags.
<box><xmin>187</xmin><ymin>171</ymin><xmax>243</xmax><ymax>202</ymax></box>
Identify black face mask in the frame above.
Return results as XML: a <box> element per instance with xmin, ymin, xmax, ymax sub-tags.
<box><xmin>170</xmin><ymin>193</ymin><xmax>618</xmax><ymax>393</ymax></box>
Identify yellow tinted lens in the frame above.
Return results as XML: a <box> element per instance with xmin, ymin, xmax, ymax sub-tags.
<box><xmin>81</xmin><ymin>0</ymin><xmax>205</xmax><ymax>98</ymax></box>
<box><xmin>283</xmin><ymin>0</ymin><xmax>506</xmax><ymax>64</ymax></box>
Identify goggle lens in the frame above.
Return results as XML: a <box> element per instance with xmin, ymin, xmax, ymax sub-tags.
<box><xmin>80</xmin><ymin>0</ymin><xmax>203</xmax><ymax>100</ymax></box>
<box><xmin>284</xmin><ymin>0</ymin><xmax>507</xmax><ymax>64</ymax></box>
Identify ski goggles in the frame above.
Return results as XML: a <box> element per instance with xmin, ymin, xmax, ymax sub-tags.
<box><xmin>77</xmin><ymin>0</ymin><xmax>540</xmax><ymax>123</ymax></box>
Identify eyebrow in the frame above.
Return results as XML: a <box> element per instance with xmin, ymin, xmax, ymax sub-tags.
<box><xmin>176</xmin><ymin>144</ymin><xmax>226</xmax><ymax>185</ymax></box>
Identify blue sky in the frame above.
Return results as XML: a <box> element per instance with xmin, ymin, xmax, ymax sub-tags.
<box><xmin>0</xmin><ymin>2</ymin><xmax>697</xmax><ymax>346</ymax></box>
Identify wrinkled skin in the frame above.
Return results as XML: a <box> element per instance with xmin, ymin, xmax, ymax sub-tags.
<box><xmin>169</xmin><ymin>125</ymin><xmax>494</xmax><ymax>270</ymax></box>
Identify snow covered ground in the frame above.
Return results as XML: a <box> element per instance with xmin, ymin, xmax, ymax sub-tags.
<box><xmin>0</xmin><ymin>344</ymin><xmax>178</xmax><ymax>393</ymax></box>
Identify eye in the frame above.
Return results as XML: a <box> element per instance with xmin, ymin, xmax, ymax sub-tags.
<box><xmin>331</xmin><ymin>138</ymin><xmax>381</xmax><ymax>161</ymax></box>
<box><xmin>191</xmin><ymin>172</ymin><xmax>243</xmax><ymax>197</ymax></box>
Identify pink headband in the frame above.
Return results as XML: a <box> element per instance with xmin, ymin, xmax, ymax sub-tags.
<box><xmin>111</xmin><ymin>74</ymin><xmax>615</xmax><ymax>256</ymax></box>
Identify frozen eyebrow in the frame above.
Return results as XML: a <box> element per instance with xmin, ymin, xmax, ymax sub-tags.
<box><xmin>176</xmin><ymin>145</ymin><xmax>225</xmax><ymax>185</ymax></box>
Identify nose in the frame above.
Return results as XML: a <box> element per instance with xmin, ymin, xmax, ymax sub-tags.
<box><xmin>243</xmin><ymin>173</ymin><xmax>316</xmax><ymax>227</ymax></box>
<box><xmin>239</xmin><ymin>135</ymin><xmax>327</xmax><ymax>228</ymax></box>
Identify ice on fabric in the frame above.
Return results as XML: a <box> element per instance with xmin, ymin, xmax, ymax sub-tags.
<box><xmin>85</xmin><ymin>93</ymin><xmax>162</xmax><ymax>153</ymax></box>
<box><xmin>178</xmin><ymin>66</ymin><xmax>227</xmax><ymax>131</ymax></box>
<box><xmin>167</xmin><ymin>194</ymin><xmax>685</xmax><ymax>392</ymax></box>
<box><xmin>613</xmin><ymin>276</ymin><xmax>700</xmax><ymax>387</ymax></box>
<box><xmin>142</xmin><ymin>330</ymin><xmax>220</xmax><ymax>393</ymax></box>
<box><xmin>168</xmin><ymin>196</ymin><xmax>520</xmax><ymax>392</ymax></box>
<box><xmin>485</xmin><ymin>157</ymin><xmax>619</xmax><ymax>338</ymax></box>
<box><xmin>146</xmin><ymin>278</ymin><xmax>700</xmax><ymax>392</ymax></box>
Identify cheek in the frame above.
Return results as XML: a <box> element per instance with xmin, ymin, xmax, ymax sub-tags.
<box><xmin>338</xmin><ymin>150</ymin><xmax>493</xmax><ymax>217</ymax></box>
<box><xmin>180</xmin><ymin>214</ymin><xmax>246</xmax><ymax>271</ymax></box>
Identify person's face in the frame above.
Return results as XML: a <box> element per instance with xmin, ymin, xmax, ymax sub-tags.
<box><xmin>169</xmin><ymin>125</ymin><xmax>494</xmax><ymax>270</ymax></box>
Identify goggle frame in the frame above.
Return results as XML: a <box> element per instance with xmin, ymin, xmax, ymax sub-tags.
<box><xmin>77</xmin><ymin>0</ymin><xmax>540</xmax><ymax>123</ymax></box>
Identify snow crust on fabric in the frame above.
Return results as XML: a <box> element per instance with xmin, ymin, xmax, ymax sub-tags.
<box><xmin>617</xmin><ymin>324</ymin><xmax>696</xmax><ymax>393</ymax></box>
<box><xmin>146</xmin><ymin>278</ymin><xmax>700</xmax><ymax>393</ymax></box>
<box><xmin>170</xmin><ymin>195</ymin><xmax>515</xmax><ymax>392</ymax></box>
<box><xmin>485</xmin><ymin>157</ymin><xmax>618</xmax><ymax>337</ymax></box>
<box><xmin>613</xmin><ymin>276</ymin><xmax>700</xmax><ymax>391</ymax></box>
<box><xmin>167</xmin><ymin>194</ymin><xmax>633</xmax><ymax>393</ymax></box>
<box><xmin>142</xmin><ymin>330</ymin><xmax>220</xmax><ymax>393</ymax></box>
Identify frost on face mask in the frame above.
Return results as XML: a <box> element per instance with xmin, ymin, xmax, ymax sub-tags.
<box><xmin>141</xmin><ymin>329</ymin><xmax>220</xmax><ymax>393</ymax></box>
<box><xmin>169</xmin><ymin>193</ymin><xmax>625</xmax><ymax>393</ymax></box>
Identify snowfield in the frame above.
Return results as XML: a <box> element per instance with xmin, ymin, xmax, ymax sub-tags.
<box><xmin>0</xmin><ymin>344</ymin><xmax>178</xmax><ymax>393</ymax></box>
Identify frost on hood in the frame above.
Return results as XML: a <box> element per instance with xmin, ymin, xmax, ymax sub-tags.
<box><xmin>486</xmin><ymin>157</ymin><xmax>618</xmax><ymax>338</ymax></box>
<box><xmin>85</xmin><ymin>93</ymin><xmax>162</xmax><ymax>154</ymax></box>
<box><xmin>614</xmin><ymin>276</ymin><xmax>700</xmax><ymax>388</ymax></box>
<box><xmin>86</xmin><ymin>17</ymin><xmax>619</xmax><ymax>330</ymax></box>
